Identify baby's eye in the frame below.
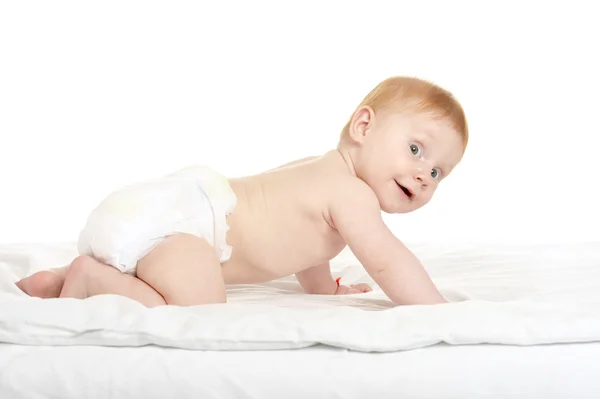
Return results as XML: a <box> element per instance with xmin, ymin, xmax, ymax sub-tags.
<box><xmin>431</xmin><ymin>168</ymin><xmax>441</xmax><ymax>180</ymax></box>
<box><xmin>409</xmin><ymin>144</ymin><xmax>422</xmax><ymax>157</ymax></box>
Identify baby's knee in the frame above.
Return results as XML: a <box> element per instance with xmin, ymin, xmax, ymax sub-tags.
<box><xmin>69</xmin><ymin>255</ymin><xmax>100</xmax><ymax>276</ymax></box>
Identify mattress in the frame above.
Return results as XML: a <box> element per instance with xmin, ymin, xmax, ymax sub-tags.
<box><xmin>2</xmin><ymin>342</ymin><xmax>599</xmax><ymax>399</ymax></box>
<box><xmin>1</xmin><ymin>240</ymin><xmax>600</xmax><ymax>398</ymax></box>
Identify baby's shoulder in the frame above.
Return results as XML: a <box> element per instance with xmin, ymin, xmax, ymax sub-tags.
<box><xmin>326</xmin><ymin>175</ymin><xmax>380</xmax><ymax>213</ymax></box>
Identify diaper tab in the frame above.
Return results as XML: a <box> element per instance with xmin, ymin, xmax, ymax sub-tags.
<box><xmin>171</xmin><ymin>166</ymin><xmax>237</xmax><ymax>263</ymax></box>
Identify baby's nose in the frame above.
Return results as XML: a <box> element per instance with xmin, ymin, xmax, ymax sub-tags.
<box><xmin>414</xmin><ymin>169</ymin><xmax>429</xmax><ymax>186</ymax></box>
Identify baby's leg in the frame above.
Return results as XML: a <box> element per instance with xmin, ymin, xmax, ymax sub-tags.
<box><xmin>60</xmin><ymin>233</ymin><xmax>226</xmax><ymax>306</ymax></box>
<box><xmin>16</xmin><ymin>266</ymin><xmax>70</xmax><ymax>298</ymax></box>
<box><xmin>59</xmin><ymin>256</ymin><xmax>166</xmax><ymax>307</ymax></box>
<box><xmin>136</xmin><ymin>233</ymin><xmax>226</xmax><ymax>305</ymax></box>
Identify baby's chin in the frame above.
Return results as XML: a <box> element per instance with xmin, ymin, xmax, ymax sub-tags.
<box><xmin>378</xmin><ymin>197</ymin><xmax>417</xmax><ymax>214</ymax></box>
<box><xmin>384</xmin><ymin>193</ymin><xmax>431</xmax><ymax>214</ymax></box>
<box><xmin>382</xmin><ymin>207</ymin><xmax>417</xmax><ymax>215</ymax></box>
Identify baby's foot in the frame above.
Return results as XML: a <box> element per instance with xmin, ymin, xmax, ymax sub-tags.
<box><xmin>15</xmin><ymin>268</ymin><xmax>68</xmax><ymax>298</ymax></box>
<box><xmin>335</xmin><ymin>283</ymin><xmax>372</xmax><ymax>295</ymax></box>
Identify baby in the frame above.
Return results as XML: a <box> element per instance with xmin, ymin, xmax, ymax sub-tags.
<box><xmin>16</xmin><ymin>76</ymin><xmax>468</xmax><ymax>307</ymax></box>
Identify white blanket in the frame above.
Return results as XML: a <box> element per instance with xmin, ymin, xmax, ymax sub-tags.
<box><xmin>0</xmin><ymin>240</ymin><xmax>599</xmax><ymax>352</ymax></box>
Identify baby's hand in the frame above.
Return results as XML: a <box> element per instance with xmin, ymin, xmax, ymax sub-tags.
<box><xmin>334</xmin><ymin>283</ymin><xmax>372</xmax><ymax>295</ymax></box>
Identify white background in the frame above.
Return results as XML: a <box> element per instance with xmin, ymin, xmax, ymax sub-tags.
<box><xmin>0</xmin><ymin>1</ymin><xmax>598</xmax><ymax>245</ymax></box>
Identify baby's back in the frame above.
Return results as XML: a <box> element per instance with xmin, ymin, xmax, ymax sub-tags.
<box><xmin>222</xmin><ymin>156</ymin><xmax>347</xmax><ymax>284</ymax></box>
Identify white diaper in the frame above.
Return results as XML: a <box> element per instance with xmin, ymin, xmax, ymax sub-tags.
<box><xmin>76</xmin><ymin>165</ymin><xmax>237</xmax><ymax>274</ymax></box>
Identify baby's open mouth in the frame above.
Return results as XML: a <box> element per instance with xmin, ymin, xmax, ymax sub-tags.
<box><xmin>396</xmin><ymin>181</ymin><xmax>413</xmax><ymax>199</ymax></box>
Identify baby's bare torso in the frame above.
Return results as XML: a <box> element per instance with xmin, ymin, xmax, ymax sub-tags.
<box><xmin>220</xmin><ymin>154</ymin><xmax>348</xmax><ymax>284</ymax></box>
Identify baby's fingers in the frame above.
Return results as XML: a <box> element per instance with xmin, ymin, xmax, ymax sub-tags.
<box><xmin>334</xmin><ymin>283</ymin><xmax>372</xmax><ymax>295</ymax></box>
<box><xmin>350</xmin><ymin>283</ymin><xmax>372</xmax><ymax>293</ymax></box>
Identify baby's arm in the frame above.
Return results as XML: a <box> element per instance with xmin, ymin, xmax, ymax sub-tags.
<box><xmin>329</xmin><ymin>181</ymin><xmax>447</xmax><ymax>306</ymax></box>
<box><xmin>295</xmin><ymin>263</ymin><xmax>338</xmax><ymax>294</ymax></box>
<box><xmin>296</xmin><ymin>263</ymin><xmax>372</xmax><ymax>295</ymax></box>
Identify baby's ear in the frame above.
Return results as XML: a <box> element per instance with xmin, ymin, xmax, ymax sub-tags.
<box><xmin>348</xmin><ymin>106</ymin><xmax>375</xmax><ymax>144</ymax></box>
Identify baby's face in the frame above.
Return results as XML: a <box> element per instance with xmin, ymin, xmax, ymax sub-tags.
<box><xmin>353</xmin><ymin>109</ymin><xmax>464</xmax><ymax>214</ymax></box>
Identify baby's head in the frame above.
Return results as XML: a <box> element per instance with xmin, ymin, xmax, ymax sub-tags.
<box><xmin>338</xmin><ymin>76</ymin><xmax>468</xmax><ymax>214</ymax></box>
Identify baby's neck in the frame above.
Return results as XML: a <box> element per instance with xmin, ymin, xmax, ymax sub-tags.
<box><xmin>330</xmin><ymin>148</ymin><xmax>357</xmax><ymax>177</ymax></box>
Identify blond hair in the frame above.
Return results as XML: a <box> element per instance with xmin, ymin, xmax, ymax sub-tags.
<box><xmin>340</xmin><ymin>76</ymin><xmax>468</xmax><ymax>151</ymax></box>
